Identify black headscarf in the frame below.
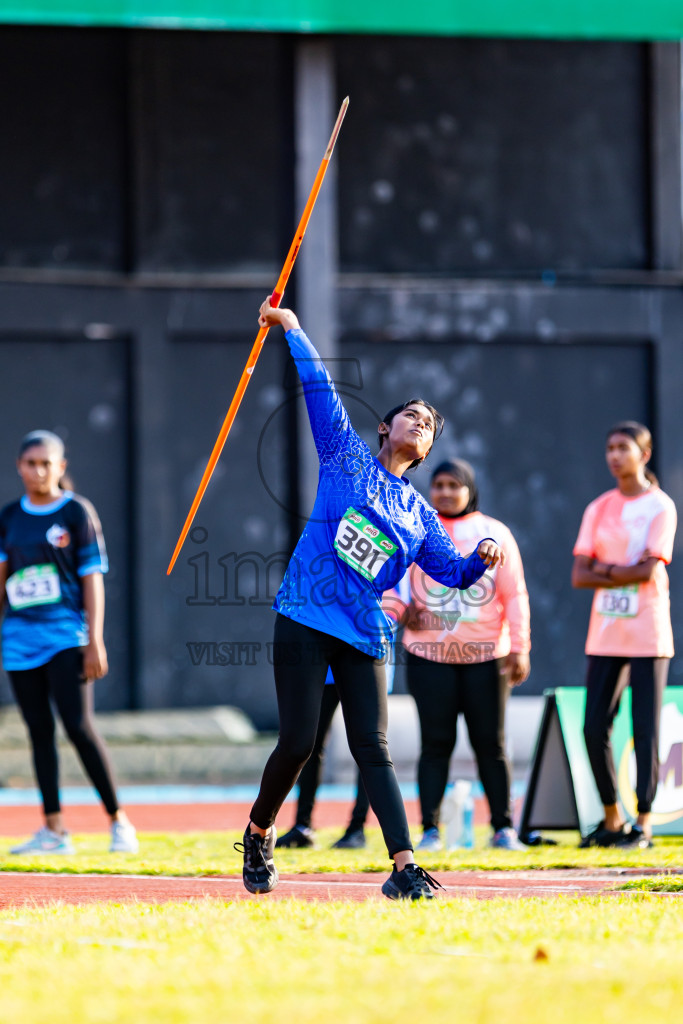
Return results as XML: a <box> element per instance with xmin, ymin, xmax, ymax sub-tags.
<box><xmin>430</xmin><ymin>458</ymin><xmax>479</xmax><ymax>517</ymax></box>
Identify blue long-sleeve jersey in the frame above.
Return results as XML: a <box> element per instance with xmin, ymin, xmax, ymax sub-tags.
<box><xmin>273</xmin><ymin>328</ymin><xmax>494</xmax><ymax>658</ymax></box>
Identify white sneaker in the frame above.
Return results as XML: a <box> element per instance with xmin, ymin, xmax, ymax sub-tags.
<box><xmin>110</xmin><ymin>820</ymin><xmax>139</xmax><ymax>853</ymax></box>
<box><xmin>416</xmin><ymin>827</ymin><xmax>443</xmax><ymax>852</ymax></box>
<box><xmin>490</xmin><ymin>827</ymin><xmax>528</xmax><ymax>851</ymax></box>
<box><xmin>10</xmin><ymin>827</ymin><xmax>75</xmax><ymax>855</ymax></box>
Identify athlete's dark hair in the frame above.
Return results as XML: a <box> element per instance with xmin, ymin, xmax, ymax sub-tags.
<box><xmin>606</xmin><ymin>421</ymin><xmax>658</xmax><ymax>487</ymax></box>
<box><xmin>18</xmin><ymin>430</ymin><xmax>73</xmax><ymax>491</ymax></box>
<box><xmin>378</xmin><ymin>399</ymin><xmax>444</xmax><ymax>470</ymax></box>
<box><xmin>430</xmin><ymin>458</ymin><xmax>479</xmax><ymax>516</ymax></box>
<box><xmin>19</xmin><ymin>430</ymin><xmax>64</xmax><ymax>459</ymax></box>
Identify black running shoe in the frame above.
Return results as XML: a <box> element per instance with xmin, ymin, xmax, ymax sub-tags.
<box><xmin>331</xmin><ymin>828</ymin><xmax>366</xmax><ymax>850</ymax></box>
<box><xmin>381</xmin><ymin>863</ymin><xmax>444</xmax><ymax>901</ymax></box>
<box><xmin>234</xmin><ymin>826</ymin><xmax>279</xmax><ymax>894</ymax></box>
<box><xmin>614</xmin><ymin>826</ymin><xmax>653</xmax><ymax>850</ymax></box>
<box><xmin>520</xmin><ymin>830</ymin><xmax>558</xmax><ymax>847</ymax></box>
<box><xmin>275</xmin><ymin>825</ymin><xmax>316</xmax><ymax>849</ymax></box>
<box><xmin>579</xmin><ymin>821</ymin><xmax>605</xmax><ymax>848</ymax></box>
<box><xmin>579</xmin><ymin>821</ymin><xmax>628</xmax><ymax>848</ymax></box>
<box><xmin>596</xmin><ymin>824</ymin><xmax>630</xmax><ymax>847</ymax></box>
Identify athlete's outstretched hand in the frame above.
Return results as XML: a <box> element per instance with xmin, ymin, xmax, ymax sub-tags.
<box><xmin>476</xmin><ymin>539</ymin><xmax>506</xmax><ymax>569</ymax></box>
<box><xmin>259</xmin><ymin>297</ymin><xmax>300</xmax><ymax>333</ymax></box>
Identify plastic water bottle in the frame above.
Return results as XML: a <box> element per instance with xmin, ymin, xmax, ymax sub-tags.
<box><xmin>442</xmin><ymin>780</ymin><xmax>470</xmax><ymax>850</ymax></box>
<box><xmin>460</xmin><ymin>788</ymin><xmax>475</xmax><ymax>849</ymax></box>
<box><xmin>442</xmin><ymin>783</ymin><xmax>461</xmax><ymax>851</ymax></box>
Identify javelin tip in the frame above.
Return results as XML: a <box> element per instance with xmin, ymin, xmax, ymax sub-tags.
<box><xmin>325</xmin><ymin>97</ymin><xmax>350</xmax><ymax>158</ymax></box>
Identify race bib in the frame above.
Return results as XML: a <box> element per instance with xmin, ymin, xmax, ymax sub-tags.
<box><xmin>424</xmin><ymin>582</ymin><xmax>480</xmax><ymax>624</ymax></box>
<box><xmin>334</xmin><ymin>508</ymin><xmax>397</xmax><ymax>581</ymax></box>
<box><xmin>5</xmin><ymin>564</ymin><xmax>61</xmax><ymax>610</ymax></box>
<box><xmin>597</xmin><ymin>585</ymin><xmax>639</xmax><ymax>618</ymax></box>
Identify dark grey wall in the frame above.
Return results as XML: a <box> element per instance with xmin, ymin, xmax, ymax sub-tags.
<box><xmin>0</xmin><ymin>26</ymin><xmax>291</xmax><ymax>275</ymax></box>
<box><xmin>0</xmin><ymin>29</ymin><xmax>128</xmax><ymax>271</ymax></box>
<box><xmin>337</xmin><ymin>38</ymin><xmax>650</xmax><ymax>274</ymax></box>
<box><xmin>0</xmin><ymin>28</ymin><xmax>681</xmax><ymax>727</ymax></box>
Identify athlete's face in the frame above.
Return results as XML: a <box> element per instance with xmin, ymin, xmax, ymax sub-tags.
<box><xmin>17</xmin><ymin>444</ymin><xmax>66</xmax><ymax>501</ymax></box>
<box><xmin>430</xmin><ymin>473</ymin><xmax>470</xmax><ymax>516</ymax></box>
<box><xmin>605</xmin><ymin>433</ymin><xmax>650</xmax><ymax>481</ymax></box>
<box><xmin>381</xmin><ymin>404</ymin><xmax>435</xmax><ymax>461</ymax></box>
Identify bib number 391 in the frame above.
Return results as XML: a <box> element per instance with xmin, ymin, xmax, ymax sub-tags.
<box><xmin>598</xmin><ymin>585</ymin><xmax>639</xmax><ymax>618</ymax></box>
<box><xmin>334</xmin><ymin>508</ymin><xmax>397</xmax><ymax>581</ymax></box>
<box><xmin>5</xmin><ymin>564</ymin><xmax>61</xmax><ymax>610</ymax></box>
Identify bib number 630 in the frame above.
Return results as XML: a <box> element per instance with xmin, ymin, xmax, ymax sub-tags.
<box><xmin>598</xmin><ymin>585</ymin><xmax>639</xmax><ymax>618</ymax></box>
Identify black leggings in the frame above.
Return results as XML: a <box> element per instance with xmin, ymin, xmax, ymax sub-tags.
<box><xmin>583</xmin><ymin>655</ymin><xmax>668</xmax><ymax>815</ymax></box>
<box><xmin>406</xmin><ymin>651</ymin><xmax>512</xmax><ymax>832</ymax></box>
<box><xmin>8</xmin><ymin>647</ymin><xmax>120</xmax><ymax>817</ymax></box>
<box><xmin>250</xmin><ymin>615</ymin><xmax>411</xmax><ymax>858</ymax></box>
<box><xmin>292</xmin><ymin>683</ymin><xmax>370</xmax><ymax>832</ymax></box>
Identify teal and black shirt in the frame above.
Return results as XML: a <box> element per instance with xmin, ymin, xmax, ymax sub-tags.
<box><xmin>0</xmin><ymin>491</ymin><xmax>108</xmax><ymax>671</ymax></box>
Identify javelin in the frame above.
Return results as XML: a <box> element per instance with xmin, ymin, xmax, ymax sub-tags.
<box><xmin>167</xmin><ymin>97</ymin><xmax>349</xmax><ymax>575</ymax></box>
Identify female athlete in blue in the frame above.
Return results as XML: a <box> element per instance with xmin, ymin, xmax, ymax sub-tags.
<box><xmin>0</xmin><ymin>431</ymin><xmax>138</xmax><ymax>855</ymax></box>
<box><xmin>236</xmin><ymin>299</ymin><xmax>504</xmax><ymax>900</ymax></box>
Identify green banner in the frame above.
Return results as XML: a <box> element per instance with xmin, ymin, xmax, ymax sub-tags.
<box><xmin>553</xmin><ymin>687</ymin><xmax>683</xmax><ymax>835</ymax></box>
<box><xmin>552</xmin><ymin>688</ymin><xmax>603</xmax><ymax>831</ymax></box>
<box><xmin>0</xmin><ymin>0</ymin><xmax>682</xmax><ymax>40</ymax></box>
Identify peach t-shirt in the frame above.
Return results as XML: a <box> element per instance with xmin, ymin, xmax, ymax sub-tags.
<box><xmin>383</xmin><ymin>511</ymin><xmax>530</xmax><ymax>664</ymax></box>
<box><xmin>573</xmin><ymin>487</ymin><xmax>677</xmax><ymax>658</ymax></box>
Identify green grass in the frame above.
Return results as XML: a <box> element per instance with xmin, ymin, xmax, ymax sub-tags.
<box><xmin>2</xmin><ymin>826</ymin><xmax>683</xmax><ymax>875</ymax></box>
<box><xmin>1</xmin><ymin>826</ymin><xmax>682</xmax><ymax>1023</ymax></box>
<box><xmin>618</xmin><ymin>877</ymin><xmax>683</xmax><ymax>892</ymax></box>
<box><xmin>0</xmin><ymin>896</ymin><xmax>682</xmax><ymax>1024</ymax></box>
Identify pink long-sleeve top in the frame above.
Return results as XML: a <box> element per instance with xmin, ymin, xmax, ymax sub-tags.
<box><xmin>383</xmin><ymin>511</ymin><xmax>530</xmax><ymax>664</ymax></box>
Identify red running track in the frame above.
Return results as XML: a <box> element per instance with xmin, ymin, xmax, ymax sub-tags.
<box><xmin>1</xmin><ymin>798</ymin><xmax>676</xmax><ymax>906</ymax></box>
<box><xmin>0</xmin><ymin>797</ymin><xmax>502</xmax><ymax>836</ymax></box>
<box><xmin>0</xmin><ymin>870</ymin><xmax>640</xmax><ymax>907</ymax></box>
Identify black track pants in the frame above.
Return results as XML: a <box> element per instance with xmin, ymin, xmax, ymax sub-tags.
<box><xmin>8</xmin><ymin>647</ymin><xmax>120</xmax><ymax>817</ymax></box>
<box><xmin>250</xmin><ymin>615</ymin><xmax>411</xmax><ymax>858</ymax></box>
<box><xmin>583</xmin><ymin>655</ymin><xmax>668</xmax><ymax>814</ymax></box>
<box><xmin>406</xmin><ymin>651</ymin><xmax>512</xmax><ymax>832</ymax></box>
<box><xmin>293</xmin><ymin>682</ymin><xmax>370</xmax><ymax>832</ymax></box>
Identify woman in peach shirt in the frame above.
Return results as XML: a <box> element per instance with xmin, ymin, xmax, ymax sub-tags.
<box><xmin>572</xmin><ymin>421</ymin><xmax>677</xmax><ymax>850</ymax></box>
<box><xmin>385</xmin><ymin>458</ymin><xmax>531</xmax><ymax>851</ymax></box>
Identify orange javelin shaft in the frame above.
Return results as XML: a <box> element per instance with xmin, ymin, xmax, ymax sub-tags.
<box><xmin>167</xmin><ymin>97</ymin><xmax>349</xmax><ymax>575</ymax></box>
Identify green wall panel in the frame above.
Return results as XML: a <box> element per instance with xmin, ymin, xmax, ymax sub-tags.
<box><xmin>0</xmin><ymin>0</ymin><xmax>681</xmax><ymax>39</ymax></box>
